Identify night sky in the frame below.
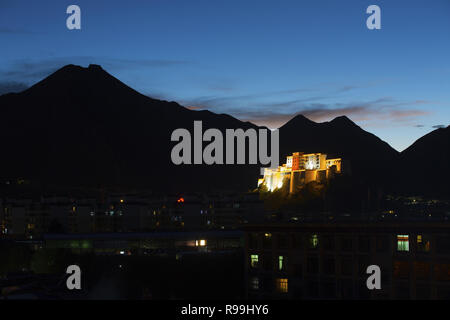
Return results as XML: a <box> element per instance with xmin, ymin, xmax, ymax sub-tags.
<box><xmin>1</xmin><ymin>0</ymin><xmax>449</xmax><ymax>151</ymax></box>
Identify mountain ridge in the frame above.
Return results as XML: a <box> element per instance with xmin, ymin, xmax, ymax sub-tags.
<box><xmin>0</xmin><ymin>64</ymin><xmax>444</xmax><ymax>195</ymax></box>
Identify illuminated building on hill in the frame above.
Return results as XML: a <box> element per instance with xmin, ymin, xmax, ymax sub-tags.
<box><xmin>258</xmin><ymin>152</ymin><xmax>342</xmax><ymax>193</ymax></box>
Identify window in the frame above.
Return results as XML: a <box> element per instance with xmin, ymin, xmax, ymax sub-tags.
<box><xmin>250</xmin><ymin>254</ymin><xmax>259</xmax><ymax>268</ymax></box>
<box><xmin>263</xmin><ymin>254</ymin><xmax>272</xmax><ymax>270</ymax></box>
<box><xmin>434</xmin><ymin>263</ymin><xmax>450</xmax><ymax>281</ymax></box>
<box><xmin>278</xmin><ymin>256</ymin><xmax>284</xmax><ymax>271</ymax></box>
<box><xmin>341</xmin><ymin>237</ymin><xmax>353</xmax><ymax>252</ymax></box>
<box><xmin>278</xmin><ymin>234</ymin><xmax>288</xmax><ymax>249</ymax></box>
<box><xmin>309</xmin><ymin>234</ymin><xmax>319</xmax><ymax>249</ymax></box>
<box><xmin>307</xmin><ymin>255</ymin><xmax>319</xmax><ymax>274</ymax></box>
<box><xmin>414</xmin><ymin>261</ymin><xmax>430</xmax><ymax>280</ymax></box>
<box><xmin>322</xmin><ymin>235</ymin><xmax>334</xmax><ymax>251</ymax></box>
<box><xmin>276</xmin><ymin>278</ymin><xmax>288</xmax><ymax>293</ymax></box>
<box><xmin>358</xmin><ymin>236</ymin><xmax>370</xmax><ymax>252</ymax></box>
<box><xmin>292</xmin><ymin>234</ymin><xmax>302</xmax><ymax>249</ymax></box>
<box><xmin>357</xmin><ymin>255</ymin><xmax>370</xmax><ymax>276</ymax></box>
<box><xmin>393</xmin><ymin>261</ymin><xmax>410</xmax><ymax>279</ymax></box>
<box><xmin>417</xmin><ymin>234</ymin><xmax>431</xmax><ymax>253</ymax></box>
<box><xmin>263</xmin><ymin>233</ymin><xmax>272</xmax><ymax>249</ymax></box>
<box><xmin>196</xmin><ymin>239</ymin><xmax>206</xmax><ymax>246</ymax></box>
<box><xmin>248</xmin><ymin>233</ymin><xmax>258</xmax><ymax>249</ymax></box>
<box><xmin>250</xmin><ymin>277</ymin><xmax>259</xmax><ymax>290</ymax></box>
<box><xmin>397</xmin><ymin>235</ymin><xmax>409</xmax><ymax>252</ymax></box>
<box><xmin>376</xmin><ymin>236</ymin><xmax>389</xmax><ymax>253</ymax></box>
<box><xmin>436</xmin><ymin>236</ymin><xmax>450</xmax><ymax>254</ymax></box>
<box><xmin>294</xmin><ymin>264</ymin><xmax>302</xmax><ymax>277</ymax></box>
<box><xmin>341</xmin><ymin>256</ymin><xmax>353</xmax><ymax>276</ymax></box>
<box><xmin>323</xmin><ymin>256</ymin><xmax>335</xmax><ymax>275</ymax></box>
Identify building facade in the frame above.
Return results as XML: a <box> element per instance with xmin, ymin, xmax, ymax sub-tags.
<box><xmin>244</xmin><ymin>222</ymin><xmax>450</xmax><ymax>299</ymax></box>
<box><xmin>258</xmin><ymin>152</ymin><xmax>342</xmax><ymax>193</ymax></box>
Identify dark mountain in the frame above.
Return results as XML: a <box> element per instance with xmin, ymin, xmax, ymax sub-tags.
<box><xmin>279</xmin><ymin>114</ymin><xmax>400</xmax><ymax>187</ymax></box>
<box><xmin>0</xmin><ymin>64</ymin><xmax>400</xmax><ymax>193</ymax></box>
<box><xmin>0</xmin><ymin>64</ymin><xmax>261</xmax><ymax>192</ymax></box>
<box><xmin>398</xmin><ymin>126</ymin><xmax>450</xmax><ymax>196</ymax></box>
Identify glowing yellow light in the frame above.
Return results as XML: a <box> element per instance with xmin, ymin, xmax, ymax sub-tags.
<box><xmin>120</xmin><ymin>199</ymin><xmax>124</xmax><ymax>203</ymax></box>
<box><xmin>196</xmin><ymin>239</ymin><xmax>206</xmax><ymax>246</ymax></box>
<box><xmin>276</xmin><ymin>278</ymin><xmax>288</xmax><ymax>293</ymax></box>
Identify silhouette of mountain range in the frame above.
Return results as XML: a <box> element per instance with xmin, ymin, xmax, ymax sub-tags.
<box><xmin>0</xmin><ymin>64</ymin><xmax>261</xmax><ymax>192</ymax></box>
<box><xmin>399</xmin><ymin>125</ymin><xmax>450</xmax><ymax>196</ymax></box>
<box><xmin>279</xmin><ymin>114</ymin><xmax>399</xmax><ymax>186</ymax></box>
<box><xmin>0</xmin><ymin>64</ymin><xmax>446</xmax><ymax>195</ymax></box>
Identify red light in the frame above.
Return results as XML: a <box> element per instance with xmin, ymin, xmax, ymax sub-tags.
<box><xmin>177</xmin><ymin>197</ymin><xmax>185</xmax><ymax>203</ymax></box>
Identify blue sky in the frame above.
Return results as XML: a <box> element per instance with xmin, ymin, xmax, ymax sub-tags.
<box><xmin>1</xmin><ymin>0</ymin><xmax>449</xmax><ymax>151</ymax></box>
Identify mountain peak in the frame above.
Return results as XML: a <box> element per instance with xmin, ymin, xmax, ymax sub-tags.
<box><xmin>52</xmin><ymin>64</ymin><xmax>107</xmax><ymax>77</ymax></box>
<box><xmin>23</xmin><ymin>64</ymin><xmax>142</xmax><ymax>99</ymax></box>
<box><xmin>329</xmin><ymin>115</ymin><xmax>358</xmax><ymax>128</ymax></box>
<box><xmin>88</xmin><ymin>64</ymin><xmax>103</xmax><ymax>71</ymax></box>
<box><xmin>282</xmin><ymin>114</ymin><xmax>316</xmax><ymax>128</ymax></box>
<box><xmin>331</xmin><ymin>115</ymin><xmax>353</xmax><ymax>123</ymax></box>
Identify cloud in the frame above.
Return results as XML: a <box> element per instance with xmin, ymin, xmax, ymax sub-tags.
<box><xmin>102</xmin><ymin>58</ymin><xmax>190</xmax><ymax>69</ymax></box>
<box><xmin>186</xmin><ymin>106</ymin><xmax>204</xmax><ymax>110</ymax></box>
<box><xmin>0</xmin><ymin>81</ymin><xmax>28</xmax><ymax>95</ymax></box>
<box><xmin>207</xmin><ymin>97</ymin><xmax>432</xmax><ymax>129</ymax></box>
<box><xmin>181</xmin><ymin>81</ymin><xmax>398</xmax><ymax>121</ymax></box>
<box><xmin>432</xmin><ymin>125</ymin><xmax>446</xmax><ymax>129</ymax></box>
<box><xmin>338</xmin><ymin>85</ymin><xmax>361</xmax><ymax>92</ymax></box>
<box><xmin>181</xmin><ymin>92</ymin><xmax>331</xmax><ymax>113</ymax></box>
<box><xmin>0</xmin><ymin>57</ymin><xmax>192</xmax><ymax>83</ymax></box>
<box><xmin>414</xmin><ymin>124</ymin><xmax>425</xmax><ymax>128</ymax></box>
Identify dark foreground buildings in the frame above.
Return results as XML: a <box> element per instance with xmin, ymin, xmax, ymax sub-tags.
<box><xmin>244</xmin><ymin>222</ymin><xmax>450</xmax><ymax>299</ymax></box>
<box><xmin>3</xmin><ymin>191</ymin><xmax>450</xmax><ymax>299</ymax></box>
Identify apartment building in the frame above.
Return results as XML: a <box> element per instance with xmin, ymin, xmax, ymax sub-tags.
<box><xmin>244</xmin><ymin>222</ymin><xmax>450</xmax><ymax>299</ymax></box>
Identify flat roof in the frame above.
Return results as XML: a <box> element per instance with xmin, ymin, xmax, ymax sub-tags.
<box><xmin>243</xmin><ymin>222</ymin><xmax>450</xmax><ymax>233</ymax></box>
<box><xmin>43</xmin><ymin>230</ymin><xmax>243</xmax><ymax>240</ymax></box>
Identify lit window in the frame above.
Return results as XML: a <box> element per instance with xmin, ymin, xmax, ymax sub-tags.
<box><xmin>251</xmin><ymin>277</ymin><xmax>259</xmax><ymax>290</ymax></box>
<box><xmin>310</xmin><ymin>234</ymin><xmax>319</xmax><ymax>249</ymax></box>
<box><xmin>196</xmin><ymin>239</ymin><xmax>206</xmax><ymax>246</ymax></box>
<box><xmin>417</xmin><ymin>234</ymin><xmax>431</xmax><ymax>252</ymax></box>
<box><xmin>250</xmin><ymin>254</ymin><xmax>259</xmax><ymax>268</ymax></box>
<box><xmin>276</xmin><ymin>278</ymin><xmax>288</xmax><ymax>293</ymax></box>
<box><xmin>279</xmin><ymin>256</ymin><xmax>284</xmax><ymax>271</ymax></box>
<box><xmin>397</xmin><ymin>235</ymin><xmax>409</xmax><ymax>252</ymax></box>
